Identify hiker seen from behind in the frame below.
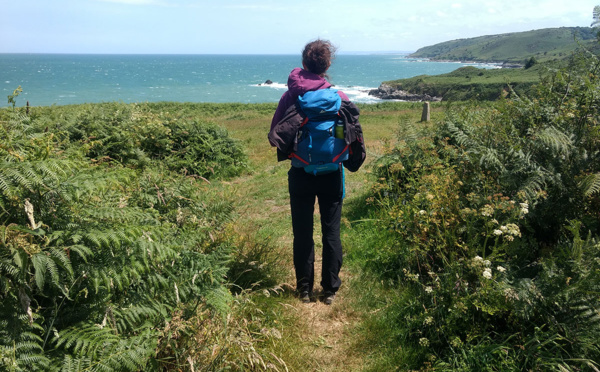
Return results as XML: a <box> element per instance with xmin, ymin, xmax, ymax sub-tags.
<box><xmin>268</xmin><ymin>39</ymin><xmax>366</xmax><ymax>305</ymax></box>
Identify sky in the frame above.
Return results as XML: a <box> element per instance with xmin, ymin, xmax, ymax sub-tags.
<box><xmin>1</xmin><ymin>0</ymin><xmax>597</xmax><ymax>54</ymax></box>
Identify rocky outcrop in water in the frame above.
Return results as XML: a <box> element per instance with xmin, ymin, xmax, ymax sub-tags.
<box><xmin>368</xmin><ymin>84</ymin><xmax>442</xmax><ymax>101</ymax></box>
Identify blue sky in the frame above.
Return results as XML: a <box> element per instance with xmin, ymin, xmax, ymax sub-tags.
<box><xmin>1</xmin><ymin>0</ymin><xmax>597</xmax><ymax>54</ymax></box>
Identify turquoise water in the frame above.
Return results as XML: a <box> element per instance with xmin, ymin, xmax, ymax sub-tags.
<box><xmin>1</xmin><ymin>54</ymin><xmax>497</xmax><ymax>106</ymax></box>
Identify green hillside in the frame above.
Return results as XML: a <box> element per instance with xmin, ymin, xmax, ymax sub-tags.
<box><xmin>381</xmin><ymin>64</ymin><xmax>542</xmax><ymax>101</ymax></box>
<box><xmin>409</xmin><ymin>27</ymin><xmax>597</xmax><ymax>63</ymax></box>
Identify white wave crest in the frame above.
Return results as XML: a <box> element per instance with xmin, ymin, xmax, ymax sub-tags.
<box><xmin>336</xmin><ymin>85</ymin><xmax>382</xmax><ymax>103</ymax></box>
<box><xmin>254</xmin><ymin>83</ymin><xmax>382</xmax><ymax>103</ymax></box>
<box><xmin>255</xmin><ymin>82</ymin><xmax>287</xmax><ymax>90</ymax></box>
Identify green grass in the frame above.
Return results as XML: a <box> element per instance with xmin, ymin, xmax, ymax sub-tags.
<box><xmin>383</xmin><ymin>65</ymin><xmax>544</xmax><ymax>101</ymax></box>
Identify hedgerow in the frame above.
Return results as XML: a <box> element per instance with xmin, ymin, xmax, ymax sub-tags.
<box><xmin>0</xmin><ymin>102</ymin><xmax>261</xmax><ymax>370</ymax></box>
<box><xmin>351</xmin><ymin>50</ymin><xmax>600</xmax><ymax>370</ymax></box>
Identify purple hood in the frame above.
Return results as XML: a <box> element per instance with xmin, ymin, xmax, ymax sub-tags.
<box><xmin>270</xmin><ymin>68</ymin><xmax>348</xmax><ymax>133</ymax></box>
<box><xmin>287</xmin><ymin>67</ymin><xmax>331</xmax><ymax>98</ymax></box>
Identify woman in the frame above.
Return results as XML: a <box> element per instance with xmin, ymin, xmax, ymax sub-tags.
<box><xmin>269</xmin><ymin>39</ymin><xmax>365</xmax><ymax>305</ymax></box>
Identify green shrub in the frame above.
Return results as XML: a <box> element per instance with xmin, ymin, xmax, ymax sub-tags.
<box><xmin>19</xmin><ymin>102</ymin><xmax>248</xmax><ymax>179</ymax></box>
<box><xmin>166</xmin><ymin>119</ymin><xmax>247</xmax><ymax>179</ymax></box>
<box><xmin>0</xmin><ymin>104</ymin><xmax>250</xmax><ymax>370</ymax></box>
<box><xmin>354</xmin><ymin>50</ymin><xmax>600</xmax><ymax>371</ymax></box>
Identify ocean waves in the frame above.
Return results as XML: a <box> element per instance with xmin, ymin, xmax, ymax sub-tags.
<box><xmin>1</xmin><ymin>54</ymin><xmax>496</xmax><ymax>106</ymax></box>
<box><xmin>254</xmin><ymin>81</ymin><xmax>380</xmax><ymax>103</ymax></box>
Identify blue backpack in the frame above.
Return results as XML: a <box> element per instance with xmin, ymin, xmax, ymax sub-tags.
<box><xmin>290</xmin><ymin>89</ymin><xmax>349</xmax><ymax>175</ymax></box>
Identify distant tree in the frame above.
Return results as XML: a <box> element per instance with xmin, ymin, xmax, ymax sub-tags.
<box><xmin>524</xmin><ymin>56</ymin><xmax>538</xmax><ymax>69</ymax></box>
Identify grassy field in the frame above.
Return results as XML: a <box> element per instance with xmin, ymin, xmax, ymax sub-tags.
<box><xmin>382</xmin><ymin>64</ymin><xmax>543</xmax><ymax>101</ymax></box>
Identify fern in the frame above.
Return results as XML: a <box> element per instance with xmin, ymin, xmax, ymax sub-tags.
<box><xmin>445</xmin><ymin>119</ymin><xmax>478</xmax><ymax>149</ymax></box>
<box><xmin>534</xmin><ymin>126</ymin><xmax>574</xmax><ymax>156</ymax></box>
<box><xmin>1</xmin><ymin>103</ymin><xmax>245</xmax><ymax>370</ymax></box>
<box><xmin>397</xmin><ymin>117</ymin><xmax>421</xmax><ymax>144</ymax></box>
<box><xmin>479</xmin><ymin>147</ymin><xmax>505</xmax><ymax>172</ymax></box>
<box><xmin>0</xmin><ymin>328</ymin><xmax>50</xmax><ymax>371</ymax></box>
<box><xmin>53</xmin><ymin>325</ymin><xmax>156</xmax><ymax>372</ymax></box>
<box><xmin>55</xmin><ymin>325</ymin><xmax>120</xmax><ymax>357</ymax></box>
<box><xmin>578</xmin><ymin>172</ymin><xmax>600</xmax><ymax>196</ymax></box>
<box><xmin>0</xmin><ymin>159</ymin><xmax>73</xmax><ymax>196</ymax></box>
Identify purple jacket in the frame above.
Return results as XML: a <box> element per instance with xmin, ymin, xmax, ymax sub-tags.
<box><xmin>270</xmin><ymin>68</ymin><xmax>349</xmax><ymax>135</ymax></box>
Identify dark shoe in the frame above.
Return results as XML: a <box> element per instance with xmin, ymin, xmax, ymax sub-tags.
<box><xmin>322</xmin><ymin>291</ymin><xmax>336</xmax><ymax>305</ymax></box>
<box><xmin>299</xmin><ymin>291</ymin><xmax>313</xmax><ymax>303</ymax></box>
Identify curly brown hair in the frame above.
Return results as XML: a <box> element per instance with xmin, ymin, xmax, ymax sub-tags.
<box><xmin>302</xmin><ymin>39</ymin><xmax>337</xmax><ymax>77</ymax></box>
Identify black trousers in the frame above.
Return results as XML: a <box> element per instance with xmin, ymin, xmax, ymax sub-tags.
<box><xmin>288</xmin><ymin>166</ymin><xmax>344</xmax><ymax>295</ymax></box>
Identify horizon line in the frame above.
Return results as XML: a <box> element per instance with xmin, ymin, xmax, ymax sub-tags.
<box><xmin>0</xmin><ymin>51</ymin><xmax>416</xmax><ymax>56</ymax></box>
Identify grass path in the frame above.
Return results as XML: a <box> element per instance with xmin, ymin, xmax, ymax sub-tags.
<box><xmin>215</xmin><ymin>102</ymin><xmax>439</xmax><ymax>371</ymax></box>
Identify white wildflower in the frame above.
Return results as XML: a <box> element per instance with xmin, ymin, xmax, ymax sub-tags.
<box><xmin>404</xmin><ymin>269</ymin><xmax>420</xmax><ymax>282</ymax></box>
<box><xmin>497</xmin><ymin>266</ymin><xmax>506</xmax><ymax>273</ymax></box>
<box><xmin>504</xmin><ymin>288</ymin><xmax>519</xmax><ymax>301</ymax></box>
<box><xmin>480</xmin><ymin>204</ymin><xmax>494</xmax><ymax>217</ymax></box>
<box><xmin>520</xmin><ymin>202</ymin><xmax>529</xmax><ymax>217</ymax></box>
<box><xmin>473</xmin><ymin>256</ymin><xmax>483</xmax><ymax>262</ymax></box>
<box><xmin>483</xmin><ymin>260</ymin><xmax>491</xmax><ymax>267</ymax></box>
<box><xmin>493</xmin><ymin>229</ymin><xmax>503</xmax><ymax>236</ymax></box>
<box><xmin>425</xmin><ymin>286</ymin><xmax>433</xmax><ymax>293</ymax></box>
<box><xmin>423</xmin><ymin>316</ymin><xmax>434</xmax><ymax>326</ymax></box>
<box><xmin>419</xmin><ymin>337</ymin><xmax>430</xmax><ymax>347</ymax></box>
<box><xmin>491</xmin><ymin>219</ymin><xmax>499</xmax><ymax>225</ymax></box>
<box><xmin>176</xmin><ymin>206</ymin><xmax>184</xmax><ymax>225</ymax></box>
<box><xmin>419</xmin><ymin>210</ymin><xmax>427</xmax><ymax>215</ymax></box>
<box><xmin>505</xmin><ymin>223</ymin><xmax>521</xmax><ymax>237</ymax></box>
<box><xmin>482</xmin><ymin>268</ymin><xmax>492</xmax><ymax>279</ymax></box>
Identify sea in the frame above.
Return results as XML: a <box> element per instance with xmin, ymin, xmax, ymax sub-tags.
<box><xmin>0</xmin><ymin>54</ymin><xmax>498</xmax><ymax>107</ymax></box>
